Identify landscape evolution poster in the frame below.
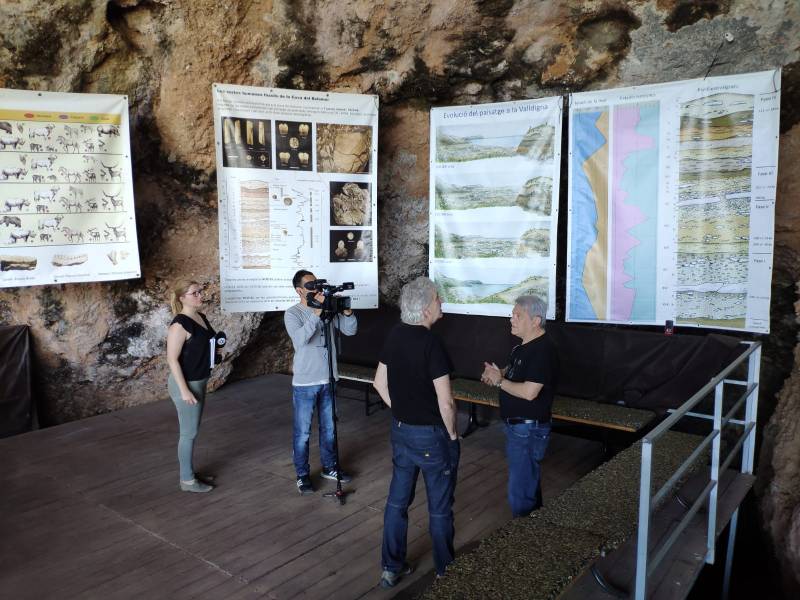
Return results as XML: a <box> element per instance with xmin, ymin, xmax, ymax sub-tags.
<box><xmin>429</xmin><ymin>96</ymin><xmax>563</xmax><ymax>318</ymax></box>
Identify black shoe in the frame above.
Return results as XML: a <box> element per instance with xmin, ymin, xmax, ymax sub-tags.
<box><xmin>380</xmin><ymin>564</ymin><xmax>413</xmax><ymax>588</ymax></box>
<box><xmin>195</xmin><ymin>473</ymin><xmax>216</xmax><ymax>485</ymax></box>
<box><xmin>321</xmin><ymin>468</ymin><xmax>352</xmax><ymax>483</ymax></box>
<box><xmin>296</xmin><ymin>475</ymin><xmax>314</xmax><ymax>495</ymax></box>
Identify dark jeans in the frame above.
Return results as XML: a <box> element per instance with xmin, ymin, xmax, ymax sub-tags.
<box><xmin>382</xmin><ymin>419</ymin><xmax>460</xmax><ymax>576</ymax></box>
<box><xmin>292</xmin><ymin>383</ymin><xmax>337</xmax><ymax>477</ymax></box>
<box><xmin>504</xmin><ymin>421</ymin><xmax>551</xmax><ymax>517</ymax></box>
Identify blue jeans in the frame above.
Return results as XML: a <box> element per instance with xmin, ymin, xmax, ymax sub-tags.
<box><xmin>505</xmin><ymin>421</ymin><xmax>551</xmax><ymax>517</ymax></box>
<box><xmin>292</xmin><ymin>384</ymin><xmax>337</xmax><ymax>477</ymax></box>
<box><xmin>382</xmin><ymin>419</ymin><xmax>460</xmax><ymax>576</ymax></box>
<box><xmin>168</xmin><ymin>374</ymin><xmax>208</xmax><ymax>482</ymax></box>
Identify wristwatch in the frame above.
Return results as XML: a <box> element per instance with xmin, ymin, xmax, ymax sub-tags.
<box><xmin>495</xmin><ymin>378</ymin><xmax>503</xmax><ymax>388</ymax></box>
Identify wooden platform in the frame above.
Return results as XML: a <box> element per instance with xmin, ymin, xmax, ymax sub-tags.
<box><xmin>0</xmin><ymin>374</ymin><xmax>605</xmax><ymax>600</ymax></box>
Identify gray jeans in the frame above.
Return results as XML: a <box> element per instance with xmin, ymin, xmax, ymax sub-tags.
<box><xmin>168</xmin><ymin>374</ymin><xmax>208</xmax><ymax>481</ymax></box>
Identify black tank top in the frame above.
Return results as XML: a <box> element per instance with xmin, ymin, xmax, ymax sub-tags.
<box><xmin>171</xmin><ymin>313</ymin><xmax>215</xmax><ymax>381</ymax></box>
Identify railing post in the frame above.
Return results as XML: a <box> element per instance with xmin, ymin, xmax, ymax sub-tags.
<box><xmin>707</xmin><ymin>381</ymin><xmax>723</xmax><ymax>563</ymax></box>
<box><xmin>635</xmin><ymin>440</ymin><xmax>653</xmax><ymax>600</ymax></box>
<box><xmin>743</xmin><ymin>345</ymin><xmax>761</xmax><ymax>474</ymax></box>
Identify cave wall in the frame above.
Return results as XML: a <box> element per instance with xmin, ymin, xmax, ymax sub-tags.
<box><xmin>0</xmin><ymin>0</ymin><xmax>799</xmax><ymax>592</ymax></box>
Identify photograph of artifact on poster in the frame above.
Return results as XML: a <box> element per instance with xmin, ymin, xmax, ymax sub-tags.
<box><xmin>275</xmin><ymin>120</ymin><xmax>312</xmax><ymax>171</ymax></box>
<box><xmin>330</xmin><ymin>181</ymin><xmax>371</xmax><ymax>226</ymax></box>
<box><xmin>221</xmin><ymin>117</ymin><xmax>272</xmax><ymax>169</ymax></box>
<box><xmin>329</xmin><ymin>229</ymin><xmax>372</xmax><ymax>262</ymax></box>
<box><xmin>317</xmin><ymin>124</ymin><xmax>372</xmax><ymax>174</ymax></box>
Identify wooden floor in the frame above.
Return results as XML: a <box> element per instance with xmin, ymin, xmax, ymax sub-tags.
<box><xmin>0</xmin><ymin>374</ymin><xmax>604</xmax><ymax>600</ymax></box>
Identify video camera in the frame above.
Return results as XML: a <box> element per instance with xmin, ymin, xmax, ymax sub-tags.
<box><xmin>304</xmin><ymin>279</ymin><xmax>354</xmax><ymax>315</ymax></box>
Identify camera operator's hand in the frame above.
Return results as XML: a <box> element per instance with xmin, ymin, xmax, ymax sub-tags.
<box><xmin>312</xmin><ymin>291</ymin><xmax>325</xmax><ymax>317</ymax></box>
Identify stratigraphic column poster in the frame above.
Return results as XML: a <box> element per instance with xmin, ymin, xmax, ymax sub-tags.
<box><xmin>212</xmin><ymin>85</ymin><xmax>379</xmax><ymax>312</ymax></box>
<box><xmin>0</xmin><ymin>89</ymin><xmax>140</xmax><ymax>287</ymax></box>
<box><xmin>567</xmin><ymin>69</ymin><xmax>780</xmax><ymax>333</ymax></box>
<box><xmin>429</xmin><ymin>97</ymin><xmax>563</xmax><ymax>318</ymax></box>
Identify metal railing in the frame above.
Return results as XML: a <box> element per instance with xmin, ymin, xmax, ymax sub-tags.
<box><xmin>634</xmin><ymin>341</ymin><xmax>761</xmax><ymax>600</ymax></box>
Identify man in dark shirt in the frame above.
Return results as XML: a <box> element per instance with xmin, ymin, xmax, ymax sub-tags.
<box><xmin>373</xmin><ymin>276</ymin><xmax>459</xmax><ymax>588</ymax></box>
<box><xmin>482</xmin><ymin>295</ymin><xmax>558</xmax><ymax>517</ymax></box>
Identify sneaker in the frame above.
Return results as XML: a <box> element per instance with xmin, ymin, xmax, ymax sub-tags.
<box><xmin>179</xmin><ymin>479</ymin><xmax>213</xmax><ymax>493</ymax></box>
<box><xmin>321</xmin><ymin>468</ymin><xmax>352</xmax><ymax>483</ymax></box>
<box><xmin>195</xmin><ymin>473</ymin><xmax>216</xmax><ymax>485</ymax></box>
<box><xmin>296</xmin><ymin>475</ymin><xmax>314</xmax><ymax>495</ymax></box>
<box><xmin>379</xmin><ymin>564</ymin><xmax>413</xmax><ymax>588</ymax></box>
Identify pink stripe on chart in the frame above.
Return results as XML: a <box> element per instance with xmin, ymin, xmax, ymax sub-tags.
<box><xmin>610</xmin><ymin>106</ymin><xmax>654</xmax><ymax>321</ymax></box>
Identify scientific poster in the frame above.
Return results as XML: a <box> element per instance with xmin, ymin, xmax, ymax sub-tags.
<box><xmin>0</xmin><ymin>89</ymin><xmax>140</xmax><ymax>288</ymax></box>
<box><xmin>212</xmin><ymin>85</ymin><xmax>379</xmax><ymax>312</ymax></box>
<box><xmin>429</xmin><ymin>97</ymin><xmax>563</xmax><ymax>318</ymax></box>
<box><xmin>567</xmin><ymin>69</ymin><xmax>780</xmax><ymax>333</ymax></box>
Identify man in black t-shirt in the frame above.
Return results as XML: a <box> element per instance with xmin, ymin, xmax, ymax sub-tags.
<box><xmin>373</xmin><ymin>276</ymin><xmax>460</xmax><ymax>588</ymax></box>
<box><xmin>482</xmin><ymin>295</ymin><xmax>558</xmax><ymax>517</ymax></box>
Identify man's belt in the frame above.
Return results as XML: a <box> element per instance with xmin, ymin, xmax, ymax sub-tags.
<box><xmin>504</xmin><ymin>418</ymin><xmax>550</xmax><ymax>425</ymax></box>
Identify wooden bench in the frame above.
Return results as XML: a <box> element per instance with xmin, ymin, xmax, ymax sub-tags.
<box><xmin>338</xmin><ymin>364</ymin><xmax>656</xmax><ymax>440</ymax></box>
<box><xmin>337</xmin><ymin>363</ymin><xmax>384</xmax><ymax>416</ymax></box>
<box><xmin>451</xmin><ymin>378</ymin><xmax>656</xmax><ymax>439</ymax></box>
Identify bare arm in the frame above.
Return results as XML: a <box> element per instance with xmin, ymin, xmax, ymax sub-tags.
<box><xmin>481</xmin><ymin>361</ymin><xmax>543</xmax><ymax>401</ymax></box>
<box><xmin>166</xmin><ymin>322</ymin><xmax>197</xmax><ymax>405</ymax></box>
<box><xmin>434</xmin><ymin>375</ymin><xmax>458</xmax><ymax>440</ymax></box>
<box><xmin>500</xmin><ymin>380</ymin><xmax>543</xmax><ymax>401</ymax></box>
<box><xmin>373</xmin><ymin>362</ymin><xmax>391</xmax><ymax>407</ymax></box>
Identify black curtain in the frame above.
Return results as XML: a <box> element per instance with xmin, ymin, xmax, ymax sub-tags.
<box><xmin>0</xmin><ymin>325</ymin><xmax>33</xmax><ymax>437</ymax></box>
<box><xmin>339</xmin><ymin>307</ymin><xmax>744</xmax><ymax>412</ymax></box>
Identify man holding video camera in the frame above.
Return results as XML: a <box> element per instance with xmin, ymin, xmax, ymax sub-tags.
<box><xmin>284</xmin><ymin>269</ymin><xmax>357</xmax><ymax>495</ymax></box>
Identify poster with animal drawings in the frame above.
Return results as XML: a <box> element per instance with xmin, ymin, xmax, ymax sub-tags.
<box><xmin>0</xmin><ymin>89</ymin><xmax>140</xmax><ymax>288</ymax></box>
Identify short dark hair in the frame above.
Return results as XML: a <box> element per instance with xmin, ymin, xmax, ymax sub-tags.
<box><xmin>292</xmin><ymin>269</ymin><xmax>314</xmax><ymax>289</ymax></box>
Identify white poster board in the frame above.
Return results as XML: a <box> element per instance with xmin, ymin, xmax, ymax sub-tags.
<box><xmin>212</xmin><ymin>85</ymin><xmax>379</xmax><ymax>312</ymax></box>
<box><xmin>0</xmin><ymin>89</ymin><xmax>140</xmax><ymax>287</ymax></box>
<box><xmin>567</xmin><ymin>69</ymin><xmax>780</xmax><ymax>333</ymax></box>
<box><xmin>429</xmin><ymin>97</ymin><xmax>563</xmax><ymax>318</ymax></box>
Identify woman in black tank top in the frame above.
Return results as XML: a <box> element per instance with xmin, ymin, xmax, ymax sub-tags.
<box><xmin>166</xmin><ymin>279</ymin><xmax>216</xmax><ymax>494</ymax></box>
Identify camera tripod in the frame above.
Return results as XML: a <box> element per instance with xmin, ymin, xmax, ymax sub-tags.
<box><xmin>319</xmin><ymin>310</ymin><xmax>353</xmax><ymax>505</ymax></box>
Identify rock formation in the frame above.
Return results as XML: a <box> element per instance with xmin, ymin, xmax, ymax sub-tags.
<box><xmin>0</xmin><ymin>0</ymin><xmax>798</xmax><ymax>593</ymax></box>
<box><xmin>516</xmin><ymin>176</ymin><xmax>553</xmax><ymax>215</ymax></box>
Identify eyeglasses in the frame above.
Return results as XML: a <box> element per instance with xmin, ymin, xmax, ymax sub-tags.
<box><xmin>184</xmin><ymin>290</ymin><xmax>203</xmax><ymax>297</ymax></box>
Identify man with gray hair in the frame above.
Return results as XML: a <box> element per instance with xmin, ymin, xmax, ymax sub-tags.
<box><xmin>481</xmin><ymin>294</ymin><xmax>559</xmax><ymax>517</ymax></box>
<box><xmin>373</xmin><ymin>276</ymin><xmax>459</xmax><ymax>587</ymax></box>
